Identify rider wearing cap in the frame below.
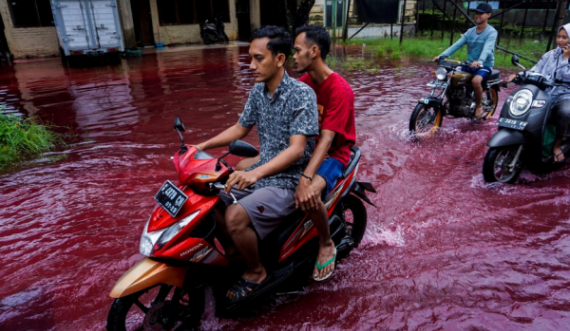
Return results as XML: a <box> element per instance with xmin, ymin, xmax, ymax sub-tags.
<box><xmin>433</xmin><ymin>3</ymin><xmax>497</xmax><ymax>121</ymax></box>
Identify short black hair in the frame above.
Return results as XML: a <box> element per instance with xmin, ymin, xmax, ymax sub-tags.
<box><xmin>295</xmin><ymin>25</ymin><xmax>331</xmax><ymax>61</ymax></box>
<box><xmin>250</xmin><ymin>26</ymin><xmax>292</xmax><ymax>59</ymax></box>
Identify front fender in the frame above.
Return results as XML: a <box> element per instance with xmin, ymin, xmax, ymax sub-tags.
<box><xmin>418</xmin><ymin>96</ymin><xmax>442</xmax><ymax>109</ymax></box>
<box><xmin>487</xmin><ymin>129</ymin><xmax>528</xmax><ymax>147</ymax></box>
<box><xmin>109</xmin><ymin>258</ymin><xmax>186</xmax><ymax>298</ymax></box>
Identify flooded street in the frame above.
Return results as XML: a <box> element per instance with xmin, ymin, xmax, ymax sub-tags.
<box><xmin>1</xmin><ymin>46</ymin><xmax>570</xmax><ymax>331</ymax></box>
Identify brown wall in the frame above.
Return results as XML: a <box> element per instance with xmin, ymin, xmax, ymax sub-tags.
<box><xmin>0</xmin><ymin>0</ymin><xmax>59</xmax><ymax>59</ymax></box>
<box><xmin>149</xmin><ymin>0</ymin><xmax>239</xmax><ymax>45</ymax></box>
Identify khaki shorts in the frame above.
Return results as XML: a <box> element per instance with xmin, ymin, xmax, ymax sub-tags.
<box><xmin>219</xmin><ymin>187</ymin><xmax>296</xmax><ymax>239</ymax></box>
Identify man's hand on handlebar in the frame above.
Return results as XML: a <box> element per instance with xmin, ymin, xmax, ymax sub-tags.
<box><xmin>432</xmin><ymin>56</ymin><xmax>440</xmax><ymax>62</ymax></box>
<box><xmin>225</xmin><ymin>170</ymin><xmax>259</xmax><ymax>193</ymax></box>
<box><xmin>470</xmin><ymin>61</ymin><xmax>483</xmax><ymax>68</ymax></box>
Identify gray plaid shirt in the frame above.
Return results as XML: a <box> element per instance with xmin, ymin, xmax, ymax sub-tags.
<box><xmin>239</xmin><ymin>71</ymin><xmax>319</xmax><ymax>190</ymax></box>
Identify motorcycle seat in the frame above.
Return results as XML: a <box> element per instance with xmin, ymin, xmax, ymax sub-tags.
<box><xmin>342</xmin><ymin>146</ymin><xmax>361</xmax><ymax>178</ymax></box>
<box><xmin>490</xmin><ymin>69</ymin><xmax>500</xmax><ymax>80</ymax></box>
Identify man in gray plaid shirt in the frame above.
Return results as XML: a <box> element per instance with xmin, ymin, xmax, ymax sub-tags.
<box><xmin>195</xmin><ymin>26</ymin><xmax>318</xmax><ymax>302</ymax></box>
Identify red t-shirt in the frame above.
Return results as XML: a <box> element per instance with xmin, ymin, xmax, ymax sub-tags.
<box><xmin>299</xmin><ymin>72</ymin><xmax>355</xmax><ymax>167</ymax></box>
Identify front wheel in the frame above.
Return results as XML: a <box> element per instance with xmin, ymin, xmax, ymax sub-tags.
<box><xmin>107</xmin><ymin>285</ymin><xmax>205</xmax><ymax>331</ymax></box>
<box><xmin>483</xmin><ymin>146</ymin><xmax>522</xmax><ymax>183</ymax></box>
<box><xmin>409</xmin><ymin>103</ymin><xmax>443</xmax><ymax>138</ymax></box>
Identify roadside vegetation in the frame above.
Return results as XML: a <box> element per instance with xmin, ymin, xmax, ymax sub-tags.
<box><xmin>0</xmin><ymin>110</ymin><xmax>63</xmax><ymax>169</ymax></box>
<box><xmin>342</xmin><ymin>33</ymin><xmax>547</xmax><ymax>69</ymax></box>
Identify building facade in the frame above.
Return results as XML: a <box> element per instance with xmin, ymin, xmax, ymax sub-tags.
<box><xmin>0</xmin><ymin>0</ymin><xmax>264</xmax><ymax>59</ymax></box>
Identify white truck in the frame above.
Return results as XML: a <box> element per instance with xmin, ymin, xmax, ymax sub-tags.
<box><xmin>50</xmin><ymin>0</ymin><xmax>124</xmax><ymax>63</ymax></box>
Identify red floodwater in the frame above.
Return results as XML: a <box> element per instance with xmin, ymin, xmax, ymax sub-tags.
<box><xmin>1</xmin><ymin>46</ymin><xmax>570</xmax><ymax>331</ymax></box>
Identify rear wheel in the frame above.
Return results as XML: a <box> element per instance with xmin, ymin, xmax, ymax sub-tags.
<box><xmin>336</xmin><ymin>195</ymin><xmax>367</xmax><ymax>259</ymax></box>
<box><xmin>409</xmin><ymin>103</ymin><xmax>443</xmax><ymax>138</ymax></box>
<box><xmin>483</xmin><ymin>87</ymin><xmax>499</xmax><ymax>119</ymax></box>
<box><xmin>107</xmin><ymin>285</ymin><xmax>205</xmax><ymax>331</ymax></box>
<box><xmin>483</xmin><ymin>146</ymin><xmax>522</xmax><ymax>183</ymax></box>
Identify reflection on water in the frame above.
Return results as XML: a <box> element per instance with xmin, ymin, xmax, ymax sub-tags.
<box><xmin>1</xmin><ymin>46</ymin><xmax>570</xmax><ymax>331</ymax></box>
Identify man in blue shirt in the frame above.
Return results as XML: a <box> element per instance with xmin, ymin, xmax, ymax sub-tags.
<box><xmin>433</xmin><ymin>3</ymin><xmax>497</xmax><ymax>120</ymax></box>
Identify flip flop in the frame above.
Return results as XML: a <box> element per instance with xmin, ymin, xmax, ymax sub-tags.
<box><xmin>313</xmin><ymin>247</ymin><xmax>337</xmax><ymax>282</ymax></box>
<box><xmin>553</xmin><ymin>152</ymin><xmax>566</xmax><ymax>164</ymax></box>
<box><xmin>226</xmin><ymin>276</ymin><xmax>262</xmax><ymax>303</ymax></box>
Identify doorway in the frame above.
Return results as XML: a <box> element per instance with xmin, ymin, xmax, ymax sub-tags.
<box><xmin>131</xmin><ymin>0</ymin><xmax>155</xmax><ymax>47</ymax></box>
<box><xmin>0</xmin><ymin>13</ymin><xmax>10</xmax><ymax>59</ymax></box>
<box><xmin>236</xmin><ymin>0</ymin><xmax>250</xmax><ymax>41</ymax></box>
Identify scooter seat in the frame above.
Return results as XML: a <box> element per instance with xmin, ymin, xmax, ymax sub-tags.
<box><xmin>490</xmin><ymin>69</ymin><xmax>500</xmax><ymax>80</ymax></box>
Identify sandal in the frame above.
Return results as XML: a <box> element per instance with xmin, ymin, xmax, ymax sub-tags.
<box><xmin>553</xmin><ymin>152</ymin><xmax>566</xmax><ymax>164</ymax></box>
<box><xmin>313</xmin><ymin>247</ymin><xmax>337</xmax><ymax>282</ymax></box>
<box><xmin>226</xmin><ymin>276</ymin><xmax>262</xmax><ymax>303</ymax></box>
<box><xmin>472</xmin><ymin>111</ymin><xmax>489</xmax><ymax>123</ymax></box>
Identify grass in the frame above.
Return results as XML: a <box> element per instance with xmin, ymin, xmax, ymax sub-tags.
<box><xmin>0</xmin><ymin>110</ymin><xmax>63</xmax><ymax>169</ymax></box>
<box><xmin>342</xmin><ymin>33</ymin><xmax>549</xmax><ymax>69</ymax></box>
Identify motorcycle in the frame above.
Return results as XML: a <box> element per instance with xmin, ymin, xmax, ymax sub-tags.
<box><xmin>482</xmin><ymin>55</ymin><xmax>570</xmax><ymax>183</ymax></box>
<box><xmin>409</xmin><ymin>56</ymin><xmax>502</xmax><ymax>138</ymax></box>
<box><xmin>106</xmin><ymin>117</ymin><xmax>376</xmax><ymax>330</ymax></box>
<box><xmin>200</xmin><ymin>14</ymin><xmax>229</xmax><ymax>45</ymax></box>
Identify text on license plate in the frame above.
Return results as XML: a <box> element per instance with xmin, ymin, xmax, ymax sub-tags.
<box><xmin>154</xmin><ymin>180</ymin><xmax>188</xmax><ymax>217</ymax></box>
<box><xmin>498</xmin><ymin>117</ymin><xmax>528</xmax><ymax>130</ymax></box>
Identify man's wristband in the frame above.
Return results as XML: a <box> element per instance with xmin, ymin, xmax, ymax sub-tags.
<box><xmin>301</xmin><ymin>174</ymin><xmax>312</xmax><ymax>182</ymax></box>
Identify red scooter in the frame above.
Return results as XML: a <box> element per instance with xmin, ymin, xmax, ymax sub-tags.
<box><xmin>106</xmin><ymin>117</ymin><xmax>376</xmax><ymax>330</ymax></box>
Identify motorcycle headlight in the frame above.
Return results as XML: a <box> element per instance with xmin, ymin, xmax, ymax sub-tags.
<box><xmin>154</xmin><ymin>211</ymin><xmax>200</xmax><ymax>252</ymax></box>
<box><xmin>435</xmin><ymin>68</ymin><xmax>447</xmax><ymax>81</ymax></box>
<box><xmin>140</xmin><ymin>219</ymin><xmax>167</xmax><ymax>257</ymax></box>
<box><xmin>509</xmin><ymin>89</ymin><xmax>533</xmax><ymax>116</ymax></box>
<box><xmin>139</xmin><ymin>211</ymin><xmax>200</xmax><ymax>256</ymax></box>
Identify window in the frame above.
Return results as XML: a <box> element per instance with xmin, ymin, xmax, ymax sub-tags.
<box><xmin>9</xmin><ymin>0</ymin><xmax>54</xmax><ymax>28</ymax></box>
<box><xmin>325</xmin><ymin>0</ymin><xmax>345</xmax><ymax>28</ymax></box>
<box><xmin>158</xmin><ymin>0</ymin><xmax>230</xmax><ymax>26</ymax></box>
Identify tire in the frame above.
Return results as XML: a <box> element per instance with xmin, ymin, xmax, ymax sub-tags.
<box><xmin>202</xmin><ymin>32</ymin><xmax>217</xmax><ymax>45</ymax></box>
<box><xmin>107</xmin><ymin>285</ymin><xmax>205</xmax><ymax>331</ymax></box>
<box><xmin>483</xmin><ymin>146</ymin><xmax>522</xmax><ymax>183</ymax></box>
<box><xmin>337</xmin><ymin>194</ymin><xmax>367</xmax><ymax>258</ymax></box>
<box><xmin>409</xmin><ymin>103</ymin><xmax>443</xmax><ymax>138</ymax></box>
<box><xmin>483</xmin><ymin>87</ymin><xmax>499</xmax><ymax>120</ymax></box>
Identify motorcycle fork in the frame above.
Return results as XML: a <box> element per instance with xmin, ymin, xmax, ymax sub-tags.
<box><xmin>508</xmin><ymin>145</ymin><xmax>524</xmax><ymax>170</ymax></box>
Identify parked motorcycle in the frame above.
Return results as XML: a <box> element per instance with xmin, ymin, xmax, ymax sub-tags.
<box><xmin>409</xmin><ymin>56</ymin><xmax>502</xmax><ymax>137</ymax></box>
<box><xmin>482</xmin><ymin>55</ymin><xmax>570</xmax><ymax>183</ymax></box>
<box><xmin>200</xmin><ymin>14</ymin><xmax>229</xmax><ymax>45</ymax></box>
<box><xmin>106</xmin><ymin>117</ymin><xmax>376</xmax><ymax>330</ymax></box>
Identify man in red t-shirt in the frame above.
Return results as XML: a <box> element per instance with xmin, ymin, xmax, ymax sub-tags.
<box><xmin>293</xmin><ymin>25</ymin><xmax>356</xmax><ymax>281</ymax></box>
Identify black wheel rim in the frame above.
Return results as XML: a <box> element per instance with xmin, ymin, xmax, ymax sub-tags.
<box><xmin>494</xmin><ymin>148</ymin><xmax>519</xmax><ymax>182</ymax></box>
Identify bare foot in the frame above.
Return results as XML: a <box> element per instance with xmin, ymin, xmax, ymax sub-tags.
<box><xmin>313</xmin><ymin>241</ymin><xmax>336</xmax><ymax>280</ymax></box>
<box><xmin>226</xmin><ymin>268</ymin><xmax>266</xmax><ymax>300</ymax></box>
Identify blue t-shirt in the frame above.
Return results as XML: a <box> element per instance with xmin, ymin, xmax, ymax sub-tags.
<box><xmin>440</xmin><ymin>25</ymin><xmax>498</xmax><ymax>68</ymax></box>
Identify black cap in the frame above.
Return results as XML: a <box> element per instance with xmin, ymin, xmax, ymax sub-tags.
<box><xmin>474</xmin><ymin>3</ymin><xmax>492</xmax><ymax>13</ymax></box>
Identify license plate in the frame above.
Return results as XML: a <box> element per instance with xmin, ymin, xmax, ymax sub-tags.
<box><xmin>498</xmin><ymin>117</ymin><xmax>528</xmax><ymax>130</ymax></box>
<box><xmin>155</xmin><ymin>180</ymin><xmax>188</xmax><ymax>217</ymax></box>
<box><xmin>427</xmin><ymin>80</ymin><xmax>447</xmax><ymax>88</ymax></box>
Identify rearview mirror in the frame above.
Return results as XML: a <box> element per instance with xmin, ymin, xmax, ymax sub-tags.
<box><xmin>511</xmin><ymin>55</ymin><xmax>519</xmax><ymax>66</ymax></box>
<box><xmin>229</xmin><ymin>140</ymin><xmax>259</xmax><ymax>158</ymax></box>
<box><xmin>174</xmin><ymin>117</ymin><xmax>185</xmax><ymax>132</ymax></box>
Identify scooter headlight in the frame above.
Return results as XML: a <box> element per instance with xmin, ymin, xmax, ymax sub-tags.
<box><xmin>509</xmin><ymin>89</ymin><xmax>533</xmax><ymax>116</ymax></box>
<box><xmin>435</xmin><ymin>67</ymin><xmax>447</xmax><ymax>81</ymax></box>
<box><xmin>154</xmin><ymin>211</ymin><xmax>200</xmax><ymax>252</ymax></box>
<box><xmin>140</xmin><ymin>219</ymin><xmax>167</xmax><ymax>257</ymax></box>
<box><xmin>139</xmin><ymin>211</ymin><xmax>199</xmax><ymax>257</ymax></box>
